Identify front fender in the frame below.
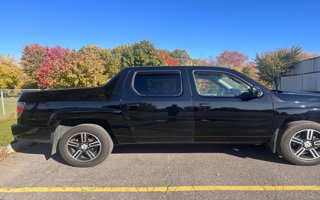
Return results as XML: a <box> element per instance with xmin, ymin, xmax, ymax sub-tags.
<box><xmin>273</xmin><ymin>102</ymin><xmax>320</xmax><ymax>131</ymax></box>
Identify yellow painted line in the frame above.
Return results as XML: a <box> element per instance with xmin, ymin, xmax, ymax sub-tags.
<box><xmin>0</xmin><ymin>186</ymin><xmax>319</xmax><ymax>193</ymax></box>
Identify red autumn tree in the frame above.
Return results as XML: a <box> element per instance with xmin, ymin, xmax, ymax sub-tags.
<box><xmin>216</xmin><ymin>51</ymin><xmax>248</xmax><ymax>69</ymax></box>
<box><xmin>159</xmin><ymin>51</ymin><xmax>180</xmax><ymax>66</ymax></box>
<box><xmin>34</xmin><ymin>45</ymin><xmax>109</xmax><ymax>89</ymax></box>
<box><xmin>35</xmin><ymin>46</ymin><xmax>68</xmax><ymax>88</ymax></box>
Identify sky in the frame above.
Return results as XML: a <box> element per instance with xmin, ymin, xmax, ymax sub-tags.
<box><xmin>0</xmin><ymin>0</ymin><xmax>319</xmax><ymax>61</ymax></box>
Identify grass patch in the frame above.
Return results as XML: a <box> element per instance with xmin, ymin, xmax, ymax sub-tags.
<box><xmin>0</xmin><ymin>117</ymin><xmax>16</xmax><ymax>161</ymax></box>
<box><xmin>0</xmin><ymin>97</ymin><xmax>18</xmax><ymax>160</ymax></box>
<box><xmin>0</xmin><ymin>97</ymin><xmax>18</xmax><ymax>145</ymax></box>
<box><xmin>0</xmin><ymin>97</ymin><xmax>17</xmax><ymax>145</ymax></box>
<box><xmin>0</xmin><ymin>117</ymin><xmax>16</xmax><ymax>146</ymax></box>
<box><xmin>0</xmin><ymin>97</ymin><xmax>18</xmax><ymax>118</ymax></box>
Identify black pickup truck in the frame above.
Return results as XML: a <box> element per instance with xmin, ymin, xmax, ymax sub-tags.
<box><xmin>12</xmin><ymin>66</ymin><xmax>320</xmax><ymax>167</ymax></box>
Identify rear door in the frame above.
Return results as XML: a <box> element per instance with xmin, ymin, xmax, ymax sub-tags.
<box><xmin>121</xmin><ymin>68</ymin><xmax>194</xmax><ymax>143</ymax></box>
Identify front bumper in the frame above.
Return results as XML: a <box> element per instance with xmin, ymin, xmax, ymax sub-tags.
<box><xmin>11</xmin><ymin>124</ymin><xmax>52</xmax><ymax>143</ymax></box>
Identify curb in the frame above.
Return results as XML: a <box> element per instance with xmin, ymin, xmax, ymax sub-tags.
<box><xmin>5</xmin><ymin>141</ymin><xmax>34</xmax><ymax>154</ymax></box>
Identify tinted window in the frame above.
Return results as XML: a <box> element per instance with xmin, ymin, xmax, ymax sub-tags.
<box><xmin>133</xmin><ymin>71</ymin><xmax>182</xmax><ymax>96</ymax></box>
<box><xmin>194</xmin><ymin>71</ymin><xmax>250</xmax><ymax>97</ymax></box>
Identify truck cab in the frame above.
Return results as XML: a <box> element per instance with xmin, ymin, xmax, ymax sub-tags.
<box><xmin>120</xmin><ymin>67</ymin><xmax>273</xmax><ymax>144</ymax></box>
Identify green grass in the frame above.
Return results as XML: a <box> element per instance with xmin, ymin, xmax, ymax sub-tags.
<box><xmin>0</xmin><ymin>118</ymin><xmax>15</xmax><ymax>146</ymax></box>
<box><xmin>0</xmin><ymin>97</ymin><xmax>18</xmax><ymax>118</ymax></box>
<box><xmin>0</xmin><ymin>97</ymin><xmax>18</xmax><ymax>146</ymax></box>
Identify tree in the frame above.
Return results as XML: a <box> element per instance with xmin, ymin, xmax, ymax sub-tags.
<box><xmin>191</xmin><ymin>56</ymin><xmax>215</xmax><ymax>66</ymax></box>
<box><xmin>298</xmin><ymin>52</ymin><xmax>320</xmax><ymax>60</ymax></box>
<box><xmin>112</xmin><ymin>41</ymin><xmax>165</xmax><ymax>67</ymax></box>
<box><xmin>112</xmin><ymin>45</ymin><xmax>135</xmax><ymax>68</ymax></box>
<box><xmin>191</xmin><ymin>59</ymin><xmax>207</xmax><ymax>66</ymax></box>
<box><xmin>35</xmin><ymin>45</ymin><xmax>110</xmax><ymax>89</ymax></box>
<box><xmin>255</xmin><ymin>46</ymin><xmax>301</xmax><ymax>90</ymax></box>
<box><xmin>100</xmin><ymin>49</ymin><xmax>121</xmax><ymax>78</ymax></box>
<box><xmin>0</xmin><ymin>55</ymin><xmax>25</xmax><ymax>89</ymax></box>
<box><xmin>131</xmin><ymin>40</ymin><xmax>165</xmax><ymax>66</ymax></box>
<box><xmin>238</xmin><ymin>62</ymin><xmax>258</xmax><ymax>81</ymax></box>
<box><xmin>35</xmin><ymin>46</ymin><xmax>68</xmax><ymax>88</ymax></box>
<box><xmin>216</xmin><ymin>51</ymin><xmax>248</xmax><ymax>69</ymax></box>
<box><xmin>21</xmin><ymin>44</ymin><xmax>47</xmax><ymax>88</ymax></box>
<box><xmin>75</xmin><ymin>45</ymin><xmax>108</xmax><ymax>86</ymax></box>
<box><xmin>170</xmin><ymin>49</ymin><xmax>192</xmax><ymax>65</ymax></box>
<box><xmin>159</xmin><ymin>51</ymin><xmax>180</xmax><ymax>66</ymax></box>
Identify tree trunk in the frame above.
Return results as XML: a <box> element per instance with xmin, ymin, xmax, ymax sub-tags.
<box><xmin>273</xmin><ymin>77</ymin><xmax>280</xmax><ymax>90</ymax></box>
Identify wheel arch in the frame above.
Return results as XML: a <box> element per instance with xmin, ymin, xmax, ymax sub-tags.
<box><xmin>270</xmin><ymin>118</ymin><xmax>320</xmax><ymax>153</ymax></box>
<box><xmin>50</xmin><ymin>118</ymin><xmax>118</xmax><ymax>155</ymax></box>
<box><xmin>59</xmin><ymin>118</ymin><xmax>117</xmax><ymax>143</ymax></box>
<box><xmin>277</xmin><ymin>120</ymin><xmax>320</xmax><ymax>165</ymax></box>
<box><xmin>48</xmin><ymin>108</ymin><xmax>121</xmax><ymax>155</ymax></box>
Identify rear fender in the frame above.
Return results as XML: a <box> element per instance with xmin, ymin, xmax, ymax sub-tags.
<box><xmin>48</xmin><ymin>108</ymin><xmax>121</xmax><ymax>127</ymax></box>
<box><xmin>49</xmin><ymin>108</ymin><xmax>121</xmax><ymax>155</ymax></box>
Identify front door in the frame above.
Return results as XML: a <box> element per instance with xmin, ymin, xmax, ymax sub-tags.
<box><xmin>121</xmin><ymin>68</ymin><xmax>194</xmax><ymax>143</ymax></box>
<box><xmin>189</xmin><ymin>69</ymin><xmax>274</xmax><ymax>143</ymax></box>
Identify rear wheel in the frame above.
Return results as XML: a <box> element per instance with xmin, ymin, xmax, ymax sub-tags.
<box><xmin>58</xmin><ymin>124</ymin><xmax>113</xmax><ymax>167</ymax></box>
<box><xmin>280</xmin><ymin>122</ymin><xmax>320</xmax><ymax>166</ymax></box>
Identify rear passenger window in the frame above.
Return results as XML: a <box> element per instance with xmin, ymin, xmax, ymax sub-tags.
<box><xmin>133</xmin><ymin>71</ymin><xmax>182</xmax><ymax>96</ymax></box>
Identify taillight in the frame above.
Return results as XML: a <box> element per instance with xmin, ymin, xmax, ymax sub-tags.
<box><xmin>17</xmin><ymin>102</ymin><xmax>25</xmax><ymax>118</ymax></box>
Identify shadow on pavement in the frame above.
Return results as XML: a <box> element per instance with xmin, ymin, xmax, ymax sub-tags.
<box><xmin>11</xmin><ymin>142</ymin><xmax>70</xmax><ymax>166</ymax></box>
<box><xmin>113</xmin><ymin>144</ymin><xmax>289</xmax><ymax>165</ymax></box>
<box><xmin>12</xmin><ymin>142</ymin><xmax>290</xmax><ymax>166</ymax></box>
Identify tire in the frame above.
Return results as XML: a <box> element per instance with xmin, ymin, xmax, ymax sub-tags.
<box><xmin>276</xmin><ymin>121</ymin><xmax>306</xmax><ymax>156</ymax></box>
<box><xmin>279</xmin><ymin>121</ymin><xmax>320</xmax><ymax>166</ymax></box>
<box><xmin>58</xmin><ymin>124</ymin><xmax>113</xmax><ymax>167</ymax></box>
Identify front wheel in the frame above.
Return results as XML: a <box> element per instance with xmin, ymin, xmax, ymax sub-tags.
<box><xmin>280</xmin><ymin>122</ymin><xmax>320</xmax><ymax>166</ymax></box>
<box><xmin>58</xmin><ymin>124</ymin><xmax>113</xmax><ymax>167</ymax></box>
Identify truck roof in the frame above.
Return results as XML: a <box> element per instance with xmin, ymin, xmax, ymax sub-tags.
<box><xmin>123</xmin><ymin>66</ymin><xmax>238</xmax><ymax>72</ymax></box>
<box><xmin>121</xmin><ymin>66</ymin><xmax>268</xmax><ymax>91</ymax></box>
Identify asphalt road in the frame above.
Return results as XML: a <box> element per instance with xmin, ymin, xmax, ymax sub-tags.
<box><xmin>0</xmin><ymin>143</ymin><xmax>319</xmax><ymax>200</ymax></box>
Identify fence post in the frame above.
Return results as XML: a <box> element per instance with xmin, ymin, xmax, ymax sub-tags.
<box><xmin>1</xmin><ymin>88</ymin><xmax>5</xmax><ymax>116</ymax></box>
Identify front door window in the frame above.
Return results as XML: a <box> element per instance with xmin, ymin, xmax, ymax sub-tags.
<box><xmin>193</xmin><ymin>71</ymin><xmax>250</xmax><ymax>97</ymax></box>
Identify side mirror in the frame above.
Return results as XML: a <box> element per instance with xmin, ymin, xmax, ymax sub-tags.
<box><xmin>250</xmin><ymin>87</ymin><xmax>264</xmax><ymax>98</ymax></box>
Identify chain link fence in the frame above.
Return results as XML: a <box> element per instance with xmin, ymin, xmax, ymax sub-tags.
<box><xmin>0</xmin><ymin>89</ymin><xmax>41</xmax><ymax>118</ymax></box>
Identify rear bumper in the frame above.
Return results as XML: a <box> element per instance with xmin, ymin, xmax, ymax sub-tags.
<box><xmin>11</xmin><ymin>124</ymin><xmax>52</xmax><ymax>143</ymax></box>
